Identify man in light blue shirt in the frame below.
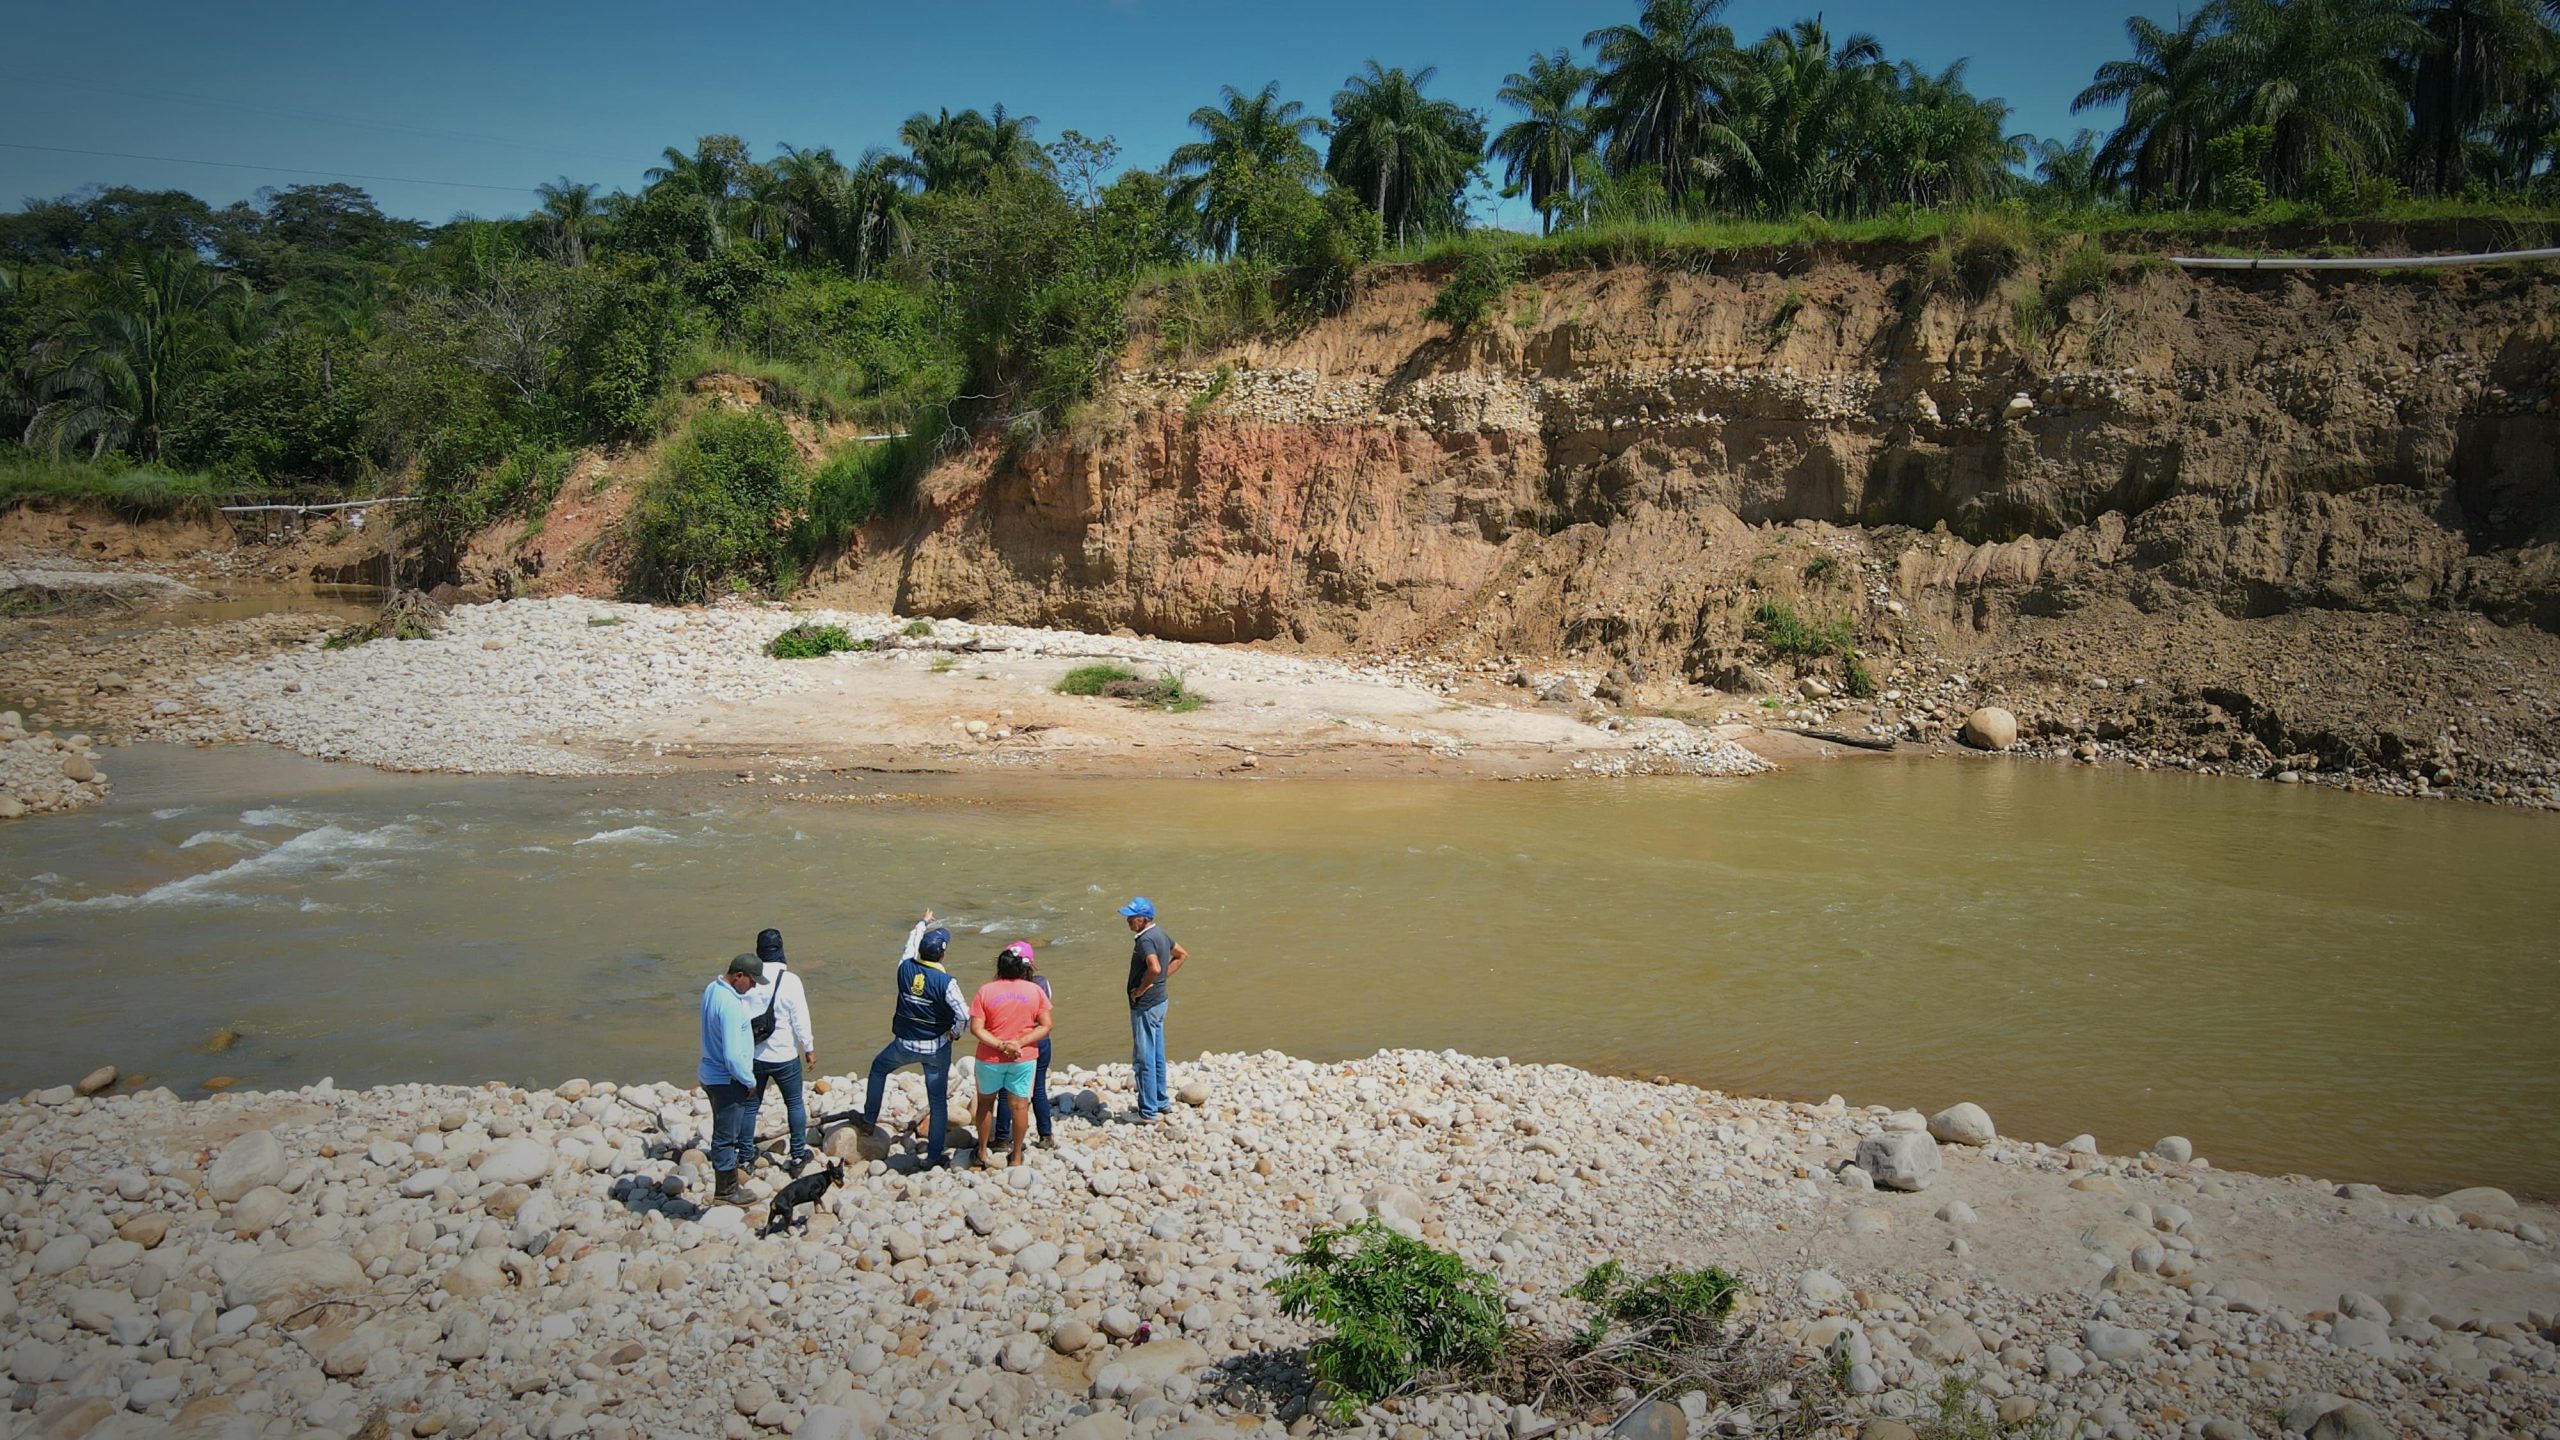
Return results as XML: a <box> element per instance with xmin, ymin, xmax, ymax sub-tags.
<box><xmin>700</xmin><ymin>953</ymin><xmax>762</xmax><ymax>1204</ymax></box>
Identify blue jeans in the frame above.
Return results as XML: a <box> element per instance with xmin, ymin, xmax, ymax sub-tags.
<box><xmin>860</xmin><ymin>1040</ymin><xmax>951</xmax><ymax>1162</ymax></box>
<box><xmin>989</xmin><ymin>1036</ymin><xmax>1052</xmax><ymax>1145</ymax></box>
<box><xmin>706</xmin><ymin>1079</ymin><xmax>755</xmax><ymax>1176</ymax></box>
<box><xmin>1131</xmin><ymin>1001</ymin><xmax>1169</xmax><ymax>1116</ymax></box>
<box><xmin>753</xmin><ymin>1056</ymin><xmax>808</xmax><ymax>1160</ymax></box>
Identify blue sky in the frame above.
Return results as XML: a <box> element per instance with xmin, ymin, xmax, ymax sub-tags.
<box><xmin>2</xmin><ymin>0</ymin><xmax>2166</xmax><ymax>230</ymax></box>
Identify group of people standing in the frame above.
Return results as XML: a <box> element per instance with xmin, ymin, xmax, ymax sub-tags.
<box><xmin>694</xmin><ymin>896</ymin><xmax>1187</xmax><ymax>1205</ymax></box>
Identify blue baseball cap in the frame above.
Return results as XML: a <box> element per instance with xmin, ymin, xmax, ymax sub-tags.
<box><xmin>1118</xmin><ymin>896</ymin><xmax>1155</xmax><ymax>918</ymax></box>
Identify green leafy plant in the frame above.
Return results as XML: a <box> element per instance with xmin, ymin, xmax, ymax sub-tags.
<box><xmin>1842</xmin><ymin>652</ymin><xmax>1878</xmax><ymax>699</ymax></box>
<box><xmin>1565</xmin><ymin>1260</ymin><xmax>1742</xmax><ymax>1348</ymax></box>
<box><xmin>1185</xmin><ymin>363</ymin><xmax>1234</xmax><ymax>427</ymax></box>
<box><xmin>765</xmin><ymin>622</ymin><xmax>864</xmax><ymax>659</ymax></box>
<box><xmin>929</xmin><ymin>654</ymin><xmax>958</xmax><ymax>674</ymax></box>
<box><xmin>1750</xmin><ymin>600</ymin><xmax>1856</xmax><ymax>660</ymax></box>
<box><xmin>1270</xmin><ymin>1221</ymin><xmax>1506</xmax><ymax>1421</ymax></box>
<box><xmin>631</xmin><ymin>408</ymin><xmax>807</xmax><ymax>603</ymax></box>
<box><xmin>1056</xmin><ymin>662</ymin><xmax>1138</xmax><ymax>696</ymax></box>
<box><xmin>1424</xmin><ymin>243</ymin><xmax>1524</xmax><ymax>333</ymax></box>
<box><xmin>901</xmin><ymin>618</ymin><xmax>934</xmax><ymax>637</ymax></box>
<box><xmin>1767</xmin><ymin>285</ymin><xmax>1807</xmax><ymax>341</ymax></box>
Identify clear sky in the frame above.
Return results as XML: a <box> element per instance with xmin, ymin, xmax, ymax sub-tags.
<box><xmin>2</xmin><ymin>0</ymin><xmax>2168</xmax><ymax>230</ymax></box>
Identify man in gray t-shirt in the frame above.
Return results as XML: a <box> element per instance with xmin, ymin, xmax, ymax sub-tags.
<box><xmin>1120</xmin><ymin>896</ymin><xmax>1187</xmax><ymax>1120</ymax></box>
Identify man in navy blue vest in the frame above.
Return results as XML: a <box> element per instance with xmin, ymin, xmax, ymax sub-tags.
<box><xmin>855</xmin><ymin>909</ymin><xmax>971</xmax><ymax>1168</ymax></box>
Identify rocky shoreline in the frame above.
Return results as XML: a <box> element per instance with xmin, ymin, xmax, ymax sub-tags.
<box><xmin>0</xmin><ymin>711</ymin><xmax>108</xmax><ymax>819</ymax></box>
<box><xmin>5</xmin><ymin>1051</ymin><xmax>2554</xmax><ymax>1440</ymax></box>
<box><xmin>101</xmin><ymin>598</ymin><xmax>1768</xmax><ymax>783</ymax></box>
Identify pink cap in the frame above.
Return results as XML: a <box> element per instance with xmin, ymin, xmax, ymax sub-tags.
<box><xmin>1000</xmin><ymin>940</ymin><xmax>1035</xmax><ymax>964</ymax></box>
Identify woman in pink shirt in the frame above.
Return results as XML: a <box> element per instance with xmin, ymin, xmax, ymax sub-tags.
<box><xmin>969</xmin><ymin>942</ymin><xmax>1054</xmax><ymax>1167</ymax></box>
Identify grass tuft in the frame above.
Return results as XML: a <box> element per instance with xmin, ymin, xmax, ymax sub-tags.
<box><xmin>1057</xmin><ymin>662</ymin><xmax>1138</xmax><ymax>696</ymax></box>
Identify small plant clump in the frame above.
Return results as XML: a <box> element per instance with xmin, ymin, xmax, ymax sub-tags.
<box><xmin>1055</xmin><ymin>662</ymin><xmax>1138</xmax><ymax>696</ymax></box>
<box><xmin>1056</xmin><ymin>662</ymin><xmax>1203</xmax><ymax>711</ymax></box>
<box><xmin>324</xmin><ymin>591</ymin><xmax>445</xmax><ymax>649</ymax></box>
<box><xmin>901</xmin><ymin>618</ymin><xmax>935</xmax><ymax>637</ymax></box>
<box><xmin>1750</xmin><ymin>600</ymin><xmax>1855</xmax><ymax>660</ymax></box>
<box><xmin>587</xmin><ymin>615</ymin><xmax>625</xmax><ymax>627</ymax></box>
<box><xmin>765</xmin><ymin>622</ymin><xmax>866</xmax><ymax>659</ymax></box>
<box><xmin>1270</xmin><ymin>1221</ymin><xmax>1508</xmax><ymax>1421</ymax></box>
<box><xmin>1842</xmin><ymin>652</ymin><xmax>1878</xmax><ymax>699</ymax></box>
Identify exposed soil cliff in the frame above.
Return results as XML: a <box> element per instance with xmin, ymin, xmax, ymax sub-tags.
<box><xmin>812</xmin><ymin>247</ymin><xmax>2560</xmax><ymax>800</ymax></box>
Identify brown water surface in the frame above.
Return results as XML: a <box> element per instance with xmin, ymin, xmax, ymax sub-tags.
<box><xmin>3</xmin><ymin>744</ymin><xmax>2554</xmax><ymax>1195</ymax></box>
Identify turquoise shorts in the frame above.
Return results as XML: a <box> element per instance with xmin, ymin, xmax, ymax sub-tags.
<box><xmin>977</xmin><ymin>1060</ymin><xmax>1035</xmax><ymax>1097</ymax></box>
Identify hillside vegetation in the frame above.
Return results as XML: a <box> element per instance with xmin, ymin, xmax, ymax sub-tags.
<box><xmin>3</xmin><ymin>0</ymin><xmax>2556</xmax><ymax>599</ymax></box>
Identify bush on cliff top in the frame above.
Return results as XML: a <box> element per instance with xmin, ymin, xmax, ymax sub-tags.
<box><xmin>630</xmin><ymin>408</ymin><xmax>806</xmax><ymax>603</ymax></box>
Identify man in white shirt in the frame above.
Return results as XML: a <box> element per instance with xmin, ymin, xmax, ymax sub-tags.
<box><xmin>746</xmin><ymin>927</ymin><xmax>817</xmax><ymax>1173</ymax></box>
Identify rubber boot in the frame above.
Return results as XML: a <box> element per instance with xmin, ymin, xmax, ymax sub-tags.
<box><xmin>713</xmin><ymin>1168</ymin><xmax>740</xmax><ymax>1205</ymax></box>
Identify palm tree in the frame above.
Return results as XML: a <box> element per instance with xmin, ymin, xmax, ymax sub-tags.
<box><xmin>1874</xmin><ymin>59</ymin><xmax>2025</xmax><ymax>211</ymax></box>
<box><xmin>533</xmin><ymin>178</ymin><xmax>599</xmax><ymax>267</ymax></box>
<box><xmin>27</xmin><ymin>250</ymin><xmax>244</xmax><ymax>462</ymax></box>
<box><xmin>1584</xmin><ymin>0</ymin><xmax>1745</xmax><ymax>207</ymax></box>
<box><xmin>843</xmin><ymin>150</ymin><xmax>915</xmax><ymax>278</ymax></box>
<box><xmin>1491</xmin><ymin>51</ymin><xmax>1597</xmax><ymax>232</ymax></box>
<box><xmin>764</xmin><ymin>144</ymin><xmax>853</xmax><ymax>260</ymax></box>
<box><xmin>1724</xmin><ymin>21</ymin><xmax>1889</xmax><ymax>215</ymax></box>
<box><xmin>897</xmin><ymin>107</ymin><xmax>1045</xmax><ymax>193</ymax></box>
<box><xmin>1325</xmin><ymin>62</ymin><xmax>1485</xmax><ymax>247</ymax></box>
<box><xmin>645</xmin><ymin>135</ymin><xmax>755</xmax><ymax>243</ymax></box>
<box><xmin>2074</xmin><ymin>11</ymin><xmax>2223</xmax><ymax>207</ymax></box>
<box><xmin>2407</xmin><ymin>0</ymin><xmax>2560</xmax><ymax>193</ymax></box>
<box><xmin>1169</xmin><ymin>82</ymin><xmax>1324</xmax><ymax>258</ymax></box>
<box><xmin>2209</xmin><ymin>0</ymin><xmax>2427</xmax><ymax>200</ymax></box>
<box><xmin>2028</xmin><ymin>130</ymin><xmax>2113</xmax><ymax>207</ymax></box>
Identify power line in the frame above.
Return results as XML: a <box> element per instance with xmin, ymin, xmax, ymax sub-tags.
<box><xmin>1</xmin><ymin>74</ymin><xmax>653</xmax><ymax>172</ymax></box>
<box><xmin>0</xmin><ymin>142</ymin><xmax>538</xmax><ymax>197</ymax></box>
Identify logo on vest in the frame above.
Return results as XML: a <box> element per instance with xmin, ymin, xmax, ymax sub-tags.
<box><xmin>908</xmin><ymin>973</ymin><xmax>926</xmax><ymax>995</ymax></box>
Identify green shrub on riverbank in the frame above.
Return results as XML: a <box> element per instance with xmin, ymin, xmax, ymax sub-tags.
<box><xmin>765</xmin><ymin>622</ymin><xmax>864</xmax><ymax>659</ymax></box>
<box><xmin>1271</xmin><ymin>1221</ymin><xmax>1507</xmax><ymax>1421</ymax></box>
<box><xmin>631</xmin><ymin>409</ymin><xmax>806</xmax><ymax>603</ymax></box>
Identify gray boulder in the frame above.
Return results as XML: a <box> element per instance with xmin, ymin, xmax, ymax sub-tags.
<box><xmin>1927</xmin><ymin>1103</ymin><xmax>1996</xmax><ymax>1146</ymax></box>
<box><xmin>1856</xmin><ymin>1131</ymin><xmax>1943</xmax><ymax>1192</ymax></box>
<box><xmin>205</xmin><ymin>1130</ymin><xmax>287</xmax><ymax>1203</ymax></box>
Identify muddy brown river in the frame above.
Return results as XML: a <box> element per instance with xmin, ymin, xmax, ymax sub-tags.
<box><xmin>4</xmin><ymin>744</ymin><xmax>2554</xmax><ymax>1196</ymax></box>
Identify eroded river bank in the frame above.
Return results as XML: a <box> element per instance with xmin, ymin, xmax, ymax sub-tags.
<box><xmin>5</xmin><ymin>742</ymin><xmax>2555</xmax><ymax>1200</ymax></box>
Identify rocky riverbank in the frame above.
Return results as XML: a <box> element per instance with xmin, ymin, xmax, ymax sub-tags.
<box><xmin>0</xmin><ymin>712</ymin><xmax>109</xmax><ymax>818</ymax></box>
<box><xmin>5</xmin><ymin>1052</ymin><xmax>2554</xmax><ymax>1440</ymax></box>
<box><xmin>112</xmin><ymin>598</ymin><xmax>1766</xmax><ymax>782</ymax></box>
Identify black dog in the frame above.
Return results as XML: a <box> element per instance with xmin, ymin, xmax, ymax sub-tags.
<box><xmin>761</xmin><ymin>1161</ymin><xmax>844</xmax><ymax>1236</ymax></box>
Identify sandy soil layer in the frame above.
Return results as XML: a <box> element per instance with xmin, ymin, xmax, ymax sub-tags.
<box><xmin>2</xmin><ymin>1051</ymin><xmax>2553</xmax><ymax>1440</ymax></box>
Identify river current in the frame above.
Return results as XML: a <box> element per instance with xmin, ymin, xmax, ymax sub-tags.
<box><xmin>4</xmin><ymin>743</ymin><xmax>2554</xmax><ymax>1195</ymax></box>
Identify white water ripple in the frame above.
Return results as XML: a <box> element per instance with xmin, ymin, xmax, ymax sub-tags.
<box><xmin>23</xmin><ymin>822</ymin><xmax>427</xmax><ymax>913</ymax></box>
<box><xmin>572</xmin><ymin>825</ymin><xmax>678</xmax><ymax>847</ymax></box>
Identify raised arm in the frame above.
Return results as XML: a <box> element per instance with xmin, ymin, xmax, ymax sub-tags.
<box><xmin>900</xmin><ymin>908</ymin><xmax>935</xmax><ymax>962</ymax></box>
